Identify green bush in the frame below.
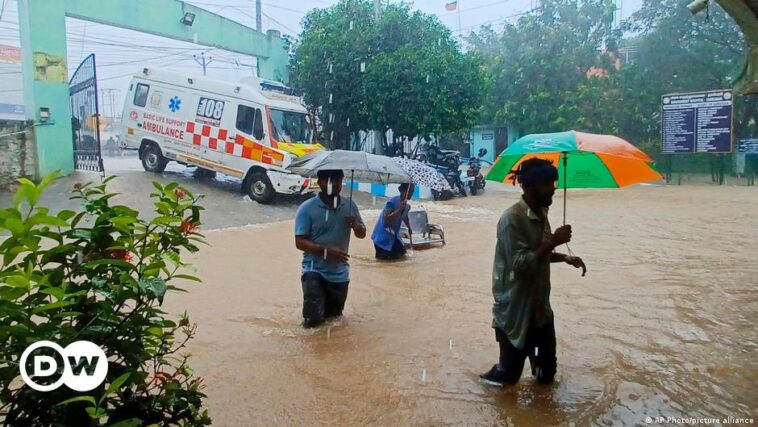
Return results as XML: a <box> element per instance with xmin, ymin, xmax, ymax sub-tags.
<box><xmin>0</xmin><ymin>173</ymin><xmax>211</xmax><ymax>426</ymax></box>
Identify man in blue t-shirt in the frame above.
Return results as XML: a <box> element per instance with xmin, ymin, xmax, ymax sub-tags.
<box><xmin>371</xmin><ymin>183</ymin><xmax>415</xmax><ymax>260</ymax></box>
<box><xmin>294</xmin><ymin>169</ymin><xmax>366</xmax><ymax>328</ymax></box>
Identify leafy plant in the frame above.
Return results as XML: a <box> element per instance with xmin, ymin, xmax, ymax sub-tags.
<box><xmin>289</xmin><ymin>0</ymin><xmax>484</xmax><ymax>149</ymax></box>
<box><xmin>467</xmin><ymin>0</ymin><xmax>619</xmax><ymax>134</ymax></box>
<box><xmin>467</xmin><ymin>0</ymin><xmax>744</xmax><ymax>173</ymax></box>
<box><xmin>0</xmin><ymin>173</ymin><xmax>211</xmax><ymax>426</ymax></box>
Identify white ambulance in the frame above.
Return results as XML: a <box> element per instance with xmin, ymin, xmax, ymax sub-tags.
<box><xmin>120</xmin><ymin>68</ymin><xmax>324</xmax><ymax>203</ymax></box>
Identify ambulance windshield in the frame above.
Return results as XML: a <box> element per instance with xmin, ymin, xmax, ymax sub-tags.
<box><xmin>269</xmin><ymin>109</ymin><xmax>311</xmax><ymax>144</ymax></box>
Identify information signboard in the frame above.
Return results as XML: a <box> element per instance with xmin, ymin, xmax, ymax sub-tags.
<box><xmin>661</xmin><ymin>89</ymin><xmax>732</xmax><ymax>154</ymax></box>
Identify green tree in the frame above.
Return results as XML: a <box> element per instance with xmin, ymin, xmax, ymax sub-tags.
<box><xmin>468</xmin><ymin>0</ymin><xmax>618</xmax><ymax>135</ymax></box>
<box><xmin>364</xmin><ymin>3</ymin><xmax>483</xmax><ymax>152</ymax></box>
<box><xmin>618</xmin><ymin>0</ymin><xmax>744</xmax><ymax>149</ymax></box>
<box><xmin>289</xmin><ymin>0</ymin><xmax>374</xmax><ymax>149</ymax></box>
<box><xmin>468</xmin><ymin>0</ymin><xmax>744</xmax><ymax>170</ymax></box>
<box><xmin>290</xmin><ymin>0</ymin><xmax>484</xmax><ymax>152</ymax></box>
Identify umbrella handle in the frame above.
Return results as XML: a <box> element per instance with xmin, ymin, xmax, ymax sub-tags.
<box><xmin>349</xmin><ymin>170</ymin><xmax>354</xmax><ymax>216</ymax></box>
<box><xmin>562</xmin><ymin>152</ymin><xmax>567</xmax><ymax>226</ymax></box>
<box><xmin>562</xmin><ymin>152</ymin><xmax>573</xmax><ymax>256</ymax></box>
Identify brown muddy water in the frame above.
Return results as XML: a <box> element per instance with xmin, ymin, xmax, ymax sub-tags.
<box><xmin>166</xmin><ymin>183</ymin><xmax>758</xmax><ymax>426</ymax></box>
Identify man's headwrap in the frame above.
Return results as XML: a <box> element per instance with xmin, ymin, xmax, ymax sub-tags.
<box><xmin>509</xmin><ymin>161</ymin><xmax>559</xmax><ymax>187</ymax></box>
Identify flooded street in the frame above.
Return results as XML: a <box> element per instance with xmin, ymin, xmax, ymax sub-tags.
<box><xmin>163</xmin><ymin>182</ymin><xmax>757</xmax><ymax>426</ymax></box>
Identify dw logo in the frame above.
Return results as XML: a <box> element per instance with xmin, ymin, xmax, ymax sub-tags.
<box><xmin>19</xmin><ymin>341</ymin><xmax>108</xmax><ymax>392</ymax></box>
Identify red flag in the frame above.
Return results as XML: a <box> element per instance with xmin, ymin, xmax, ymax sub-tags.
<box><xmin>445</xmin><ymin>1</ymin><xmax>458</xmax><ymax>11</ymax></box>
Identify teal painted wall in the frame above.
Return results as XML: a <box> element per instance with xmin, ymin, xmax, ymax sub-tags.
<box><xmin>470</xmin><ymin>128</ymin><xmax>496</xmax><ymax>163</ymax></box>
<box><xmin>64</xmin><ymin>0</ymin><xmax>287</xmax><ymax>72</ymax></box>
<box><xmin>469</xmin><ymin>125</ymin><xmax>520</xmax><ymax>164</ymax></box>
<box><xmin>18</xmin><ymin>0</ymin><xmax>74</xmax><ymax>177</ymax></box>
<box><xmin>18</xmin><ymin>0</ymin><xmax>288</xmax><ymax>179</ymax></box>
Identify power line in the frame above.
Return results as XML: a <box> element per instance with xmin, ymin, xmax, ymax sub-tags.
<box><xmin>0</xmin><ymin>20</ymin><xmax>197</xmax><ymax>54</ymax></box>
<box><xmin>260</xmin><ymin>2</ymin><xmax>307</xmax><ymax>15</ymax></box>
<box><xmin>194</xmin><ymin>1</ymin><xmax>307</xmax><ymax>14</ymax></box>
<box><xmin>230</xmin><ymin>6</ymin><xmax>259</xmax><ymax>29</ymax></box>
<box><xmin>63</xmin><ymin>30</ymin><xmax>201</xmax><ymax>52</ymax></box>
<box><xmin>95</xmin><ymin>56</ymin><xmax>197</xmax><ymax>83</ymax></box>
<box><xmin>96</xmin><ymin>50</ymin><xmax>194</xmax><ymax>68</ymax></box>
<box><xmin>0</xmin><ymin>23</ymin><xmax>247</xmax><ymax>70</ymax></box>
<box><xmin>97</xmin><ymin>71</ymin><xmax>141</xmax><ymax>82</ymax></box>
<box><xmin>193</xmin><ymin>51</ymin><xmax>212</xmax><ymax>75</ymax></box>
<box><xmin>225</xmin><ymin>6</ymin><xmax>298</xmax><ymax>34</ymax></box>
<box><xmin>260</xmin><ymin>11</ymin><xmax>298</xmax><ymax>34</ymax></box>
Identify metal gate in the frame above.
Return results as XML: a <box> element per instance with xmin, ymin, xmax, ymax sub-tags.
<box><xmin>69</xmin><ymin>54</ymin><xmax>104</xmax><ymax>173</ymax></box>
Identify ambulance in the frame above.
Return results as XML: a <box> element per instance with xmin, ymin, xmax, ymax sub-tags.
<box><xmin>120</xmin><ymin>68</ymin><xmax>323</xmax><ymax>203</ymax></box>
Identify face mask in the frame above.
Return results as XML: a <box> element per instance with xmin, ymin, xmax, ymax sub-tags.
<box><xmin>537</xmin><ymin>192</ymin><xmax>554</xmax><ymax>207</ymax></box>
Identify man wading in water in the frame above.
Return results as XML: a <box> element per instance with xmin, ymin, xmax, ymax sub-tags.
<box><xmin>481</xmin><ymin>158</ymin><xmax>587</xmax><ymax>386</ymax></box>
<box><xmin>294</xmin><ymin>169</ymin><xmax>366</xmax><ymax>328</ymax></box>
<box><xmin>371</xmin><ymin>183</ymin><xmax>415</xmax><ymax>260</ymax></box>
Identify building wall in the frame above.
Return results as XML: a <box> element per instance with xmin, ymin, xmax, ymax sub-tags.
<box><xmin>470</xmin><ymin>128</ymin><xmax>496</xmax><ymax>163</ymax></box>
<box><xmin>470</xmin><ymin>124</ymin><xmax>520</xmax><ymax>164</ymax></box>
<box><xmin>0</xmin><ymin>120</ymin><xmax>38</xmax><ymax>189</ymax></box>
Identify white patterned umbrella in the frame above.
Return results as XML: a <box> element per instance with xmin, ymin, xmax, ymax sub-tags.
<box><xmin>392</xmin><ymin>157</ymin><xmax>452</xmax><ymax>192</ymax></box>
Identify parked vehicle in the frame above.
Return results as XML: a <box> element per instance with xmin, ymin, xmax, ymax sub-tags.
<box><xmin>435</xmin><ymin>163</ymin><xmax>467</xmax><ymax>199</ymax></box>
<box><xmin>466</xmin><ymin>148</ymin><xmax>487</xmax><ymax>195</ymax></box>
<box><xmin>120</xmin><ymin>69</ymin><xmax>324</xmax><ymax>204</ymax></box>
<box><xmin>414</xmin><ymin>143</ymin><xmax>469</xmax><ymax>199</ymax></box>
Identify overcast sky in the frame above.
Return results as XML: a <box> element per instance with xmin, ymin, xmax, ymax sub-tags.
<box><xmin>0</xmin><ymin>0</ymin><xmax>640</xmax><ymax>116</ymax></box>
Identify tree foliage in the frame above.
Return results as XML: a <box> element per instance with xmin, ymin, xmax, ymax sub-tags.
<box><xmin>468</xmin><ymin>0</ymin><xmax>745</xmax><ymax>163</ymax></box>
<box><xmin>618</xmin><ymin>0</ymin><xmax>745</xmax><ymax>146</ymax></box>
<box><xmin>0</xmin><ymin>174</ymin><xmax>211</xmax><ymax>426</ymax></box>
<box><xmin>467</xmin><ymin>0</ymin><xmax>618</xmax><ymax>134</ymax></box>
<box><xmin>290</xmin><ymin>0</ymin><xmax>484</xmax><ymax>150</ymax></box>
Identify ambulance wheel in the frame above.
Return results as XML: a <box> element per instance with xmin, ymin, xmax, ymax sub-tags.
<box><xmin>245</xmin><ymin>171</ymin><xmax>275</xmax><ymax>204</ymax></box>
<box><xmin>141</xmin><ymin>144</ymin><xmax>168</xmax><ymax>173</ymax></box>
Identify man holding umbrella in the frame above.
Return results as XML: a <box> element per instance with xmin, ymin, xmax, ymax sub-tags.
<box><xmin>480</xmin><ymin>158</ymin><xmax>587</xmax><ymax>387</ymax></box>
<box><xmin>294</xmin><ymin>169</ymin><xmax>366</xmax><ymax>328</ymax></box>
<box><xmin>372</xmin><ymin>183</ymin><xmax>415</xmax><ymax>260</ymax></box>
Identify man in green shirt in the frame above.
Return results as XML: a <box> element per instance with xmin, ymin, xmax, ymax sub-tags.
<box><xmin>481</xmin><ymin>158</ymin><xmax>587</xmax><ymax>387</ymax></box>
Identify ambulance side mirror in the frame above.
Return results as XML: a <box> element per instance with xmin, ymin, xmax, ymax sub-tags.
<box><xmin>253</xmin><ymin>109</ymin><xmax>264</xmax><ymax>140</ymax></box>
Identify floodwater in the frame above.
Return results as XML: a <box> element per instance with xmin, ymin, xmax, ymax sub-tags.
<box><xmin>165</xmin><ymin>183</ymin><xmax>758</xmax><ymax>426</ymax></box>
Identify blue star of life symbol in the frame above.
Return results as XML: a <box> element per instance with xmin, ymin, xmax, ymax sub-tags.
<box><xmin>169</xmin><ymin>96</ymin><xmax>181</xmax><ymax>112</ymax></box>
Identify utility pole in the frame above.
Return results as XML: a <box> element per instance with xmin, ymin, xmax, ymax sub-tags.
<box><xmin>457</xmin><ymin>0</ymin><xmax>462</xmax><ymax>37</ymax></box>
<box><xmin>256</xmin><ymin>0</ymin><xmax>262</xmax><ymax>31</ymax></box>
<box><xmin>193</xmin><ymin>52</ymin><xmax>212</xmax><ymax>76</ymax></box>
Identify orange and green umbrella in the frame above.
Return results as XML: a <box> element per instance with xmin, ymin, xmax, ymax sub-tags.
<box><xmin>486</xmin><ymin>130</ymin><xmax>662</xmax><ymax>222</ymax></box>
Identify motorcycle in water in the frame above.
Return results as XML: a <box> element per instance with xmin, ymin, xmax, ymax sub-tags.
<box><xmin>440</xmin><ymin>151</ymin><xmax>467</xmax><ymax>198</ymax></box>
<box><xmin>415</xmin><ymin>143</ymin><xmax>467</xmax><ymax>199</ymax></box>
<box><xmin>432</xmin><ymin>166</ymin><xmax>467</xmax><ymax>200</ymax></box>
<box><xmin>466</xmin><ymin>148</ymin><xmax>487</xmax><ymax>195</ymax></box>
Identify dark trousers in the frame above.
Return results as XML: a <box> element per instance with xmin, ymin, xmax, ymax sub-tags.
<box><xmin>374</xmin><ymin>238</ymin><xmax>407</xmax><ymax>260</ymax></box>
<box><xmin>301</xmin><ymin>272</ymin><xmax>349</xmax><ymax>328</ymax></box>
<box><xmin>495</xmin><ymin>318</ymin><xmax>557</xmax><ymax>384</ymax></box>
